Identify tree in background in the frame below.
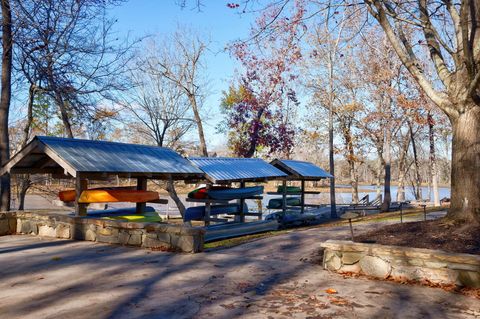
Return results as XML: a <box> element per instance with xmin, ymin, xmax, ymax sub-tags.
<box><xmin>14</xmin><ymin>0</ymin><xmax>133</xmax><ymax>138</ymax></box>
<box><xmin>303</xmin><ymin>9</ymin><xmax>361</xmax><ymax>209</ymax></box>
<box><xmin>225</xmin><ymin>0</ymin><xmax>477</xmax><ymax>220</ymax></box>
<box><xmin>151</xmin><ymin>28</ymin><xmax>210</xmax><ymax>157</ymax></box>
<box><xmin>122</xmin><ymin>43</ymin><xmax>194</xmax><ymax>150</ymax></box>
<box><xmin>222</xmin><ymin>2</ymin><xmax>304</xmax><ymax>158</ymax></box>
<box><xmin>219</xmin><ymin>84</ymin><xmax>295</xmax><ymax>158</ymax></box>
<box><xmin>362</xmin><ymin>0</ymin><xmax>480</xmax><ymax>222</ymax></box>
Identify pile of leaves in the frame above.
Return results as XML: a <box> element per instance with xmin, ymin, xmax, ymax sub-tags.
<box><xmin>354</xmin><ymin>218</ymin><xmax>480</xmax><ymax>255</ymax></box>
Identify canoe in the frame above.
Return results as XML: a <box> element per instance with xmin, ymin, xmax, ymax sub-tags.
<box><xmin>187</xmin><ymin>186</ymin><xmax>231</xmax><ymax>199</ymax></box>
<box><xmin>208</xmin><ymin>186</ymin><xmax>264</xmax><ymax>200</ymax></box>
<box><xmin>59</xmin><ymin>186</ymin><xmax>135</xmax><ymax>202</ymax></box>
<box><xmin>277</xmin><ymin>185</ymin><xmax>302</xmax><ymax>194</ymax></box>
<box><xmin>265</xmin><ymin>210</ymin><xmax>319</xmax><ymax>226</ymax></box>
<box><xmin>77</xmin><ymin>189</ymin><xmax>159</xmax><ymax>204</ymax></box>
<box><xmin>184</xmin><ymin>203</ymin><xmax>248</xmax><ymax>222</ymax></box>
<box><xmin>267</xmin><ymin>197</ymin><xmax>301</xmax><ymax>209</ymax></box>
<box><xmin>83</xmin><ymin>206</ymin><xmax>156</xmax><ymax>216</ymax></box>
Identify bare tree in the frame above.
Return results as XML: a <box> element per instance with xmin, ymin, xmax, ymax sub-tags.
<box><xmin>13</xmin><ymin>0</ymin><xmax>134</xmax><ymax>138</ymax></box>
<box><xmin>149</xmin><ymin>29</ymin><xmax>210</xmax><ymax>156</ymax></box>
<box><xmin>304</xmin><ymin>10</ymin><xmax>354</xmax><ymax>216</ymax></box>
<box><xmin>123</xmin><ymin>51</ymin><xmax>194</xmax><ymax>149</ymax></box>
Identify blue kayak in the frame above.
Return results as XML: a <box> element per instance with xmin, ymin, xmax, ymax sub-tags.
<box><xmin>70</xmin><ymin>206</ymin><xmax>156</xmax><ymax>217</ymax></box>
<box><xmin>184</xmin><ymin>203</ymin><xmax>248</xmax><ymax>222</ymax></box>
<box><xmin>208</xmin><ymin>186</ymin><xmax>264</xmax><ymax>200</ymax></box>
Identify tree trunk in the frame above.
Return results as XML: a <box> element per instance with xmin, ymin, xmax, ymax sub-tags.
<box><xmin>397</xmin><ymin>169</ymin><xmax>406</xmax><ymax>202</ymax></box>
<box><xmin>447</xmin><ymin>107</ymin><xmax>480</xmax><ymax>223</ymax></box>
<box><xmin>187</xmin><ymin>94</ymin><xmax>208</xmax><ymax>156</ymax></box>
<box><xmin>381</xmin><ymin>129</ymin><xmax>392</xmax><ymax>211</ymax></box>
<box><xmin>375</xmin><ymin>156</ymin><xmax>383</xmax><ymax>198</ymax></box>
<box><xmin>17</xmin><ymin>175</ymin><xmax>32</xmax><ymax>210</ymax></box>
<box><xmin>165</xmin><ymin>179</ymin><xmax>186</xmax><ymax>218</ymax></box>
<box><xmin>428</xmin><ymin>112</ymin><xmax>440</xmax><ymax>206</ymax></box>
<box><xmin>245</xmin><ymin>108</ymin><xmax>266</xmax><ymax>158</ymax></box>
<box><xmin>328</xmin><ymin>99</ymin><xmax>337</xmax><ymax>217</ymax></box>
<box><xmin>409</xmin><ymin>123</ymin><xmax>422</xmax><ymax>200</ymax></box>
<box><xmin>350</xmin><ymin>161</ymin><xmax>359</xmax><ymax>204</ymax></box>
<box><xmin>342</xmin><ymin>122</ymin><xmax>359</xmax><ymax>204</ymax></box>
<box><xmin>0</xmin><ymin>0</ymin><xmax>12</xmax><ymax>211</ymax></box>
<box><xmin>22</xmin><ymin>84</ymin><xmax>37</xmax><ymax>147</ymax></box>
<box><xmin>54</xmin><ymin>91</ymin><xmax>74</xmax><ymax>138</ymax></box>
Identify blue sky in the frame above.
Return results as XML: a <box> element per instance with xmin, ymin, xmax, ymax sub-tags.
<box><xmin>110</xmin><ymin>1</ymin><xmax>256</xmax><ymax>148</ymax></box>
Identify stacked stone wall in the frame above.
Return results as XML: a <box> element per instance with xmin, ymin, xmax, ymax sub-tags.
<box><xmin>0</xmin><ymin>211</ymin><xmax>204</xmax><ymax>253</ymax></box>
<box><xmin>321</xmin><ymin>240</ymin><xmax>480</xmax><ymax>288</ymax></box>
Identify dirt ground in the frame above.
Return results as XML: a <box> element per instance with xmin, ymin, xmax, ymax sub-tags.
<box><xmin>1</xmin><ymin>213</ymin><xmax>479</xmax><ymax>319</ymax></box>
<box><xmin>355</xmin><ymin>218</ymin><xmax>480</xmax><ymax>255</ymax></box>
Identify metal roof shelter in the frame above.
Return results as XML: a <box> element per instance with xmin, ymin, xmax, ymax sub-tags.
<box><xmin>270</xmin><ymin>159</ymin><xmax>333</xmax><ymax>180</ymax></box>
<box><xmin>269</xmin><ymin>159</ymin><xmax>333</xmax><ymax>214</ymax></box>
<box><xmin>188</xmin><ymin>157</ymin><xmax>287</xmax><ymax>184</ymax></box>
<box><xmin>2</xmin><ymin>136</ymin><xmax>204</xmax><ymax>179</ymax></box>
<box><xmin>1</xmin><ymin>136</ymin><xmax>205</xmax><ymax>215</ymax></box>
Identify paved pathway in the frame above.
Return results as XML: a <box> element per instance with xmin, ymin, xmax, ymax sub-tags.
<box><xmin>0</xmin><ymin>216</ymin><xmax>479</xmax><ymax>319</ymax></box>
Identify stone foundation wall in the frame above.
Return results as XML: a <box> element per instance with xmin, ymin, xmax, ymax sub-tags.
<box><xmin>0</xmin><ymin>211</ymin><xmax>204</xmax><ymax>253</ymax></box>
<box><xmin>0</xmin><ymin>212</ymin><xmax>16</xmax><ymax>235</ymax></box>
<box><xmin>320</xmin><ymin>240</ymin><xmax>480</xmax><ymax>288</ymax></box>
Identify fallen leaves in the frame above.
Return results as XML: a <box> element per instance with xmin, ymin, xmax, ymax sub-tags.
<box><xmin>325</xmin><ymin>288</ymin><xmax>337</xmax><ymax>294</ymax></box>
<box><xmin>327</xmin><ymin>296</ymin><xmax>350</xmax><ymax>306</ymax></box>
<box><xmin>220</xmin><ymin>303</ymin><xmax>236</xmax><ymax>309</ymax></box>
<box><xmin>236</xmin><ymin>281</ymin><xmax>254</xmax><ymax>293</ymax></box>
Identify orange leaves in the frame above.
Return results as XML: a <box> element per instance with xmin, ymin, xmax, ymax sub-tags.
<box><xmin>325</xmin><ymin>288</ymin><xmax>337</xmax><ymax>294</ymax></box>
<box><xmin>327</xmin><ymin>296</ymin><xmax>351</xmax><ymax>306</ymax></box>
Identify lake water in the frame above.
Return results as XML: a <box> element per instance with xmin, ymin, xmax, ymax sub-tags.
<box><xmin>336</xmin><ymin>184</ymin><xmax>451</xmax><ymax>203</ymax></box>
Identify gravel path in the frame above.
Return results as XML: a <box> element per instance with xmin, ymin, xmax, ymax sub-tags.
<box><xmin>0</xmin><ymin>215</ymin><xmax>478</xmax><ymax>319</ymax></box>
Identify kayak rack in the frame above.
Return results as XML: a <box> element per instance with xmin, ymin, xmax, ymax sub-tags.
<box><xmin>186</xmin><ymin>195</ymin><xmax>263</xmax><ymax>226</ymax></box>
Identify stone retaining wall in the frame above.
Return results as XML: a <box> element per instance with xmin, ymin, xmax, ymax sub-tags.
<box><xmin>0</xmin><ymin>212</ymin><xmax>16</xmax><ymax>236</ymax></box>
<box><xmin>320</xmin><ymin>240</ymin><xmax>480</xmax><ymax>288</ymax></box>
<box><xmin>0</xmin><ymin>211</ymin><xmax>204</xmax><ymax>253</ymax></box>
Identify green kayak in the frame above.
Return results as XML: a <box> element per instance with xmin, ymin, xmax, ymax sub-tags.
<box><xmin>267</xmin><ymin>197</ymin><xmax>302</xmax><ymax>209</ymax></box>
<box><xmin>277</xmin><ymin>185</ymin><xmax>302</xmax><ymax>194</ymax></box>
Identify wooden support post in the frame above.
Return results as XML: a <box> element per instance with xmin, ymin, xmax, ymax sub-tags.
<box><xmin>136</xmin><ymin>177</ymin><xmax>147</xmax><ymax>214</ymax></box>
<box><xmin>239</xmin><ymin>181</ymin><xmax>246</xmax><ymax>223</ymax></box>
<box><xmin>400</xmin><ymin>203</ymin><xmax>403</xmax><ymax>223</ymax></box>
<box><xmin>75</xmin><ymin>174</ymin><xmax>88</xmax><ymax>217</ymax></box>
<box><xmin>205</xmin><ymin>202</ymin><xmax>211</xmax><ymax>226</ymax></box>
<box><xmin>349</xmin><ymin>218</ymin><xmax>354</xmax><ymax>241</ymax></box>
<box><xmin>282</xmin><ymin>179</ymin><xmax>287</xmax><ymax>214</ymax></box>
<box><xmin>300</xmin><ymin>180</ymin><xmax>305</xmax><ymax>214</ymax></box>
<box><xmin>205</xmin><ymin>184</ymin><xmax>211</xmax><ymax>226</ymax></box>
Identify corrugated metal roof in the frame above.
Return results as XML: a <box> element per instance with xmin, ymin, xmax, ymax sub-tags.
<box><xmin>37</xmin><ymin>136</ymin><xmax>203</xmax><ymax>174</ymax></box>
<box><xmin>271</xmin><ymin>159</ymin><xmax>333</xmax><ymax>180</ymax></box>
<box><xmin>5</xmin><ymin>136</ymin><xmax>204</xmax><ymax>177</ymax></box>
<box><xmin>189</xmin><ymin>157</ymin><xmax>287</xmax><ymax>183</ymax></box>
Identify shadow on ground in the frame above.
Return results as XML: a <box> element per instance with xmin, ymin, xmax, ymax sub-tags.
<box><xmin>0</xmin><ymin>218</ymin><xmax>479</xmax><ymax>319</ymax></box>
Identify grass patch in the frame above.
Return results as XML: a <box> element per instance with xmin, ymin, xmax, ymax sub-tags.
<box><xmin>204</xmin><ymin>229</ymin><xmax>293</xmax><ymax>250</ymax></box>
